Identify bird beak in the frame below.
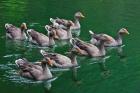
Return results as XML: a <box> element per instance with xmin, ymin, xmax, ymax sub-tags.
<box><xmin>80</xmin><ymin>14</ymin><xmax>85</xmax><ymax>18</ymax></box>
<box><xmin>125</xmin><ymin>30</ymin><xmax>130</xmax><ymax>35</ymax></box>
<box><xmin>46</xmin><ymin>58</ymin><xmax>53</xmax><ymax>66</ymax></box>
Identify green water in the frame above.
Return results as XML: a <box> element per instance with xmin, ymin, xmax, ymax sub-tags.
<box><xmin>0</xmin><ymin>0</ymin><xmax>140</xmax><ymax>93</ymax></box>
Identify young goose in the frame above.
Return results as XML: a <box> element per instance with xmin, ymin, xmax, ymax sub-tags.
<box><xmin>50</xmin><ymin>12</ymin><xmax>84</xmax><ymax>36</ymax></box>
<box><xmin>15</xmin><ymin>58</ymin><xmax>53</xmax><ymax>81</ymax></box>
<box><xmin>5</xmin><ymin>23</ymin><xmax>27</xmax><ymax>40</ymax></box>
<box><xmin>45</xmin><ymin>25</ymin><xmax>59</xmax><ymax>39</ymax></box>
<box><xmin>40</xmin><ymin>50</ymin><xmax>78</xmax><ymax>68</ymax></box>
<box><xmin>89</xmin><ymin>30</ymin><xmax>99</xmax><ymax>45</ymax></box>
<box><xmin>45</xmin><ymin>22</ymin><xmax>72</xmax><ymax>40</ymax></box>
<box><xmin>89</xmin><ymin>28</ymin><xmax>129</xmax><ymax>47</ymax></box>
<box><xmin>70</xmin><ymin>36</ymin><xmax>111</xmax><ymax>57</ymax></box>
<box><xmin>27</xmin><ymin>29</ymin><xmax>55</xmax><ymax>46</ymax></box>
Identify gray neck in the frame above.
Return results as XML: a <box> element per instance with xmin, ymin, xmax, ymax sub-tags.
<box><xmin>116</xmin><ymin>33</ymin><xmax>122</xmax><ymax>45</ymax></box>
<box><xmin>99</xmin><ymin>41</ymin><xmax>106</xmax><ymax>56</ymax></box>
<box><xmin>74</xmin><ymin>17</ymin><xmax>80</xmax><ymax>27</ymax></box>
<box><xmin>42</xmin><ymin>64</ymin><xmax>52</xmax><ymax>78</ymax></box>
<box><xmin>49</xmin><ymin>37</ymin><xmax>55</xmax><ymax>46</ymax></box>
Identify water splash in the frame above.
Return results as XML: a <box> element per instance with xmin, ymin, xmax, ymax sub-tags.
<box><xmin>89</xmin><ymin>56</ymin><xmax>111</xmax><ymax>64</ymax></box>
<box><xmin>29</xmin><ymin>23</ymin><xmax>40</xmax><ymax>27</ymax></box>
<box><xmin>3</xmin><ymin>54</ymin><xmax>21</xmax><ymax>58</ymax></box>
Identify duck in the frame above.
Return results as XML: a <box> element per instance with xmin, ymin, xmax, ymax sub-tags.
<box><xmin>45</xmin><ymin>22</ymin><xmax>72</xmax><ymax>40</ymax></box>
<box><xmin>45</xmin><ymin>25</ymin><xmax>59</xmax><ymax>39</ymax></box>
<box><xmin>70</xmin><ymin>36</ymin><xmax>111</xmax><ymax>57</ymax></box>
<box><xmin>5</xmin><ymin>23</ymin><xmax>27</xmax><ymax>40</ymax></box>
<box><xmin>26</xmin><ymin>29</ymin><xmax>55</xmax><ymax>46</ymax></box>
<box><xmin>50</xmin><ymin>12</ymin><xmax>85</xmax><ymax>36</ymax></box>
<box><xmin>89</xmin><ymin>28</ymin><xmax>129</xmax><ymax>47</ymax></box>
<box><xmin>40</xmin><ymin>49</ymin><xmax>78</xmax><ymax>68</ymax></box>
<box><xmin>15</xmin><ymin>58</ymin><xmax>53</xmax><ymax>81</ymax></box>
<box><xmin>89</xmin><ymin>30</ymin><xmax>99</xmax><ymax>45</ymax></box>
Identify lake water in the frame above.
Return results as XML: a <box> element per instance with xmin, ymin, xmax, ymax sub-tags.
<box><xmin>0</xmin><ymin>0</ymin><xmax>140</xmax><ymax>93</ymax></box>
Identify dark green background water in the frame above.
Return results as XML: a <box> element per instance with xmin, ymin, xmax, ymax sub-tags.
<box><xmin>0</xmin><ymin>0</ymin><xmax>140</xmax><ymax>93</ymax></box>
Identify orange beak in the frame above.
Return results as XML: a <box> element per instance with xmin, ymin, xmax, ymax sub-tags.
<box><xmin>46</xmin><ymin>58</ymin><xmax>53</xmax><ymax>66</ymax></box>
<box><xmin>125</xmin><ymin>30</ymin><xmax>130</xmax><ymax>35</ymax></box>
<box><xmin>80</xmin><ymin>14</ymin><xmax>85</xmax><ymax>18</ymax></box>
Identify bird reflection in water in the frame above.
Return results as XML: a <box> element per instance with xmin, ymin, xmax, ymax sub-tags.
<box><xmin>98</xmin><ymin>57</ymin><xmax>111</xmax><ymax>79</ymax></box>
<box><xmin>71</xmin><ymin>66</ymin><xmax>82</xmax><ymax>85</ymax></box>
<box><xmin>43</xmin><ymin>76</ymin><xmax>58</xmax><ymax>91</ymax></box>
<box><xmin>106</xmin><ymin>45</ymin><xmax>127</xmax><ymax>61</ymax></box>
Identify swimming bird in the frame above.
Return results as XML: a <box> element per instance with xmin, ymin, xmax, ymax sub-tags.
<box><xmin>45</xmin><ymin>22</ymin><xmax>72</xmax><ymax>40</ymax></box>
<box><xmin>50</xmin><ymin>12</ymin><xmax>85</xmax><ymax>36</ymax></box>
<box><xmin>40</xmin><ymin>50</ymin><xmax>78</xmax><ymax>68</ymax></box>
<box><xmin>89</xmin><ymin>28</ymin><xmax>129</xmax><ymax>47</ymax></box>
<box><xmin>15</xmin><ymin>58</ymin><xmax>53</xmax><ymax>81</ymax></box>
<box><xmin>70</xmin><ymin>36</ymin><xmax>111</xmax><ymax>57</ymax></box>
<box><xmin>27</xmin><ymin>29</ymin><xmax>55</xmax><ymax>46</ymax></box>
<box><xmin>45</xmin><ymin>25</ymin><xmax>59</xmax><ymax>39</ymax></box>
<box><xmin>5</xmin><ymin>23</ymin><xmax>27</xmax><ymax>40</ymax></box>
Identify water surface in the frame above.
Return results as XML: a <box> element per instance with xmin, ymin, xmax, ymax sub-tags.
<box><xmin>0</xmin><ymin>0</ymin><xmax>140</xmax><ymax>93</ymax></box>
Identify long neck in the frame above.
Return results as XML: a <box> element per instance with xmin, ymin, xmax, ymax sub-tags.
<box><xmin>42</xmin><ymin>64</ymin><xmax>52</xmax><ymax>78</ymax></box>
<box><xmin>91</xmin><ymin>37</ymin><xmax>98</xmax><ymax>45</ymax></box>
<box><xmin>74</xmin><ymin>17</ymin><xmax>80</xmax><ymax>27</ymax></box>
<box><xmin>20</xmin><ymin>26</ymin><xmax>26</xmax><ymax>33</ymax></box>
<box><xmin>67</xmin><ymin>28</ymin><xmax>72</xmax><ymax>39</ymax></box>
<box><xmin>49</xmin><ymin>37</ymin><xmax>55</xmax><ymax>46</ymax></box>
<box><xmin>116</xmin><ymin>33</ymin><xmax>122</xmax><ymax>45</ymax></box>
<box><xmin>99</xmin><ymin>41</ymin><xmax>106</xmax><ymax>56</ymax></box>
<box><xmin>20</xmin><ymin>28</ymin><xmax>27</xmax><ymax>39</ymax></box>
<box><xmin>20</xmin><ymin>28</ymin><xmax>24</xmax><ymax>32</ymax></box>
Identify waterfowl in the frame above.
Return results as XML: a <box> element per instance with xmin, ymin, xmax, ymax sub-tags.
<box><xmin>45</xmin><ymin>22</ymin><xmax>72</xmax><ymax>40</ymax></box>
<box><xmin>27</xmin><ymin>29</ymin><xmax>55</xmax><ymax>46</ymax></box>
<box><xmin>45</xmin><ymin>25</ymin><xmax>59</xmax><ymax>39</ymax></box>
<box><xmin>70</xmin><ymin>36</ymin><xmax>111</xmax><ymax>57</ymax></box>
<box><xmin>50</xmin><ymin>12</ymin><xmax>84</xmax><ymax>36</ymax></box>
<box><xmin>15</xmin><ymin>58</ymin><xmax>53</xmax><ymax>81</ymax></box>
<box><xmin>5</xmin><ymin>23</ymin><xmax>27</xmax><ymax>40</ymax></box>
<box><xmin>40</xmin><ymin>50</ymin><xmax>78</xmax><ymax>68</ymax></box>
<box><xmin>89</xmin><ymin>30</ymin><xmax>99</xmax><ymax>45</ymax></box>
<box><xmin>89</xmin><ymin>28</ymin><xmax>129</xmax><ymax>47</ymax></box>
